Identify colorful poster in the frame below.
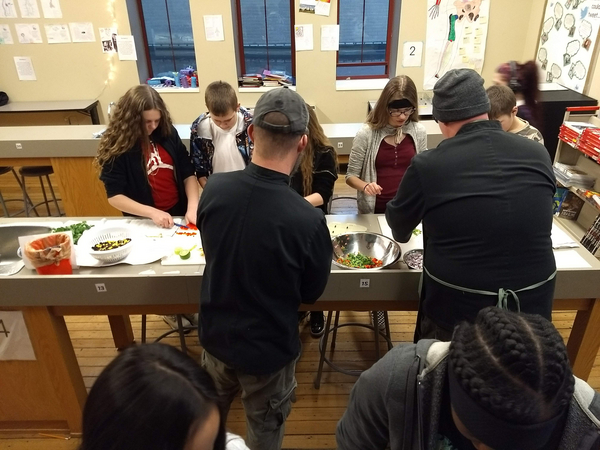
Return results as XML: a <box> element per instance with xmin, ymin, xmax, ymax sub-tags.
<box><xmin>423</xmin><ymin>0</ymin><xmax>490</xmax><ymax>90</ymax></box>
<box><xmin>536</xmin><ymin>0</ymin><xmax>600</xmax><ymax>93</ymax></box>
<box><xmin>299</xmin><ymin>0</ymin><xmax>316</xmax><ymax>14</ymax></box>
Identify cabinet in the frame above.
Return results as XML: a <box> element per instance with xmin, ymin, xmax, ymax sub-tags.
<box><xmin>554</xmin><ymin>107</ymin><xmax>600</xmax><ymax>248</ymax></box>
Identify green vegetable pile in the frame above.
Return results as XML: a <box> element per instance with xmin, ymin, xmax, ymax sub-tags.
<box><xmin>412</xmin><ymin>228</ymin><xmax>422</xmax><ymax>236</ymax></box>
<box><xmin>336</xmin><ymin>252</ymin><xmax>383</xmax><ymax>269</ymax></box>
<box><xmin>51</xmin><ymin>221</ymin><xmax>94</xmax><ymax>244</ymax></box>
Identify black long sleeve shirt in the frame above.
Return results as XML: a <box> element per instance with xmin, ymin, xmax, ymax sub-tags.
<box><xmin>197</xmin><ymin>163</ymin><xmax>332</xmax><ymax>375</ymax></box>
<box><xmin>386</xmin><ymin>120</ymin><xmax>557</xmax><ymax>330</ymax></box>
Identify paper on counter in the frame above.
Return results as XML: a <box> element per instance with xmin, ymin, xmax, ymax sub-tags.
<box><xmin>69</xmin><ymin>22</ymin><xmax>95</xmax><ymax>42</ymax></box>
<box><xmin>0</xmin><ymin>25</ymin><xmax>14</xmax><ymax>44</ymax></box>
<box><xmin>15</xmin><ymin>23</ymin><xmax>43</xmax><ymax>43</ymax></box>
<box><xmin>13</xmin><ymin>56</ymin><xmax>36</xmax><ymax>81</ymax></box>
<box><xmin>321</xmin><ymin>25</ymin><xmax>339</xmax><ymax>51</ymax></box>
<box><xmin>203</xmin><ymin>15</ymin><xmax>224</xmax><ymax>41</ymax></box>
<box><xmin>551</xmin><ymin>223</ymin><xmax>579</xmax><ymax>249</ymax></box>
<box><xmin>295</xmin><ymin>24</ymin><xmax>313</xmax><ymax>51</ymax></box>
<box><xmin>553</xmin><ymin>250</ymin><xmax>592</xmax><ymax>269</ymax></box>
<box><xmin>45</xmin><ymin>24</ymin><xmax>70</xmax><ymax>43</ymax></box>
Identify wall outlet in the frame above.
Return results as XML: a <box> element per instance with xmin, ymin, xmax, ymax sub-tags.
<box><xmin>360</xmin><ymin>278</ymin><xmax>370</xmax><ymax>288</ymax></box>
<box><xmin>15</xmin><ymin>143</ymin><xmax>22</xmax><ymax>149</ymax></box>
<box><xmin>337</xmin><ymin>142</ymin><xmax>344</xmax><ymax>148</ymax></box>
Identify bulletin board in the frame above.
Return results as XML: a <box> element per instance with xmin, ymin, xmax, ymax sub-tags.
<box><xmin>423</xmin><ymin>0</ymin><xmax>491</xmax><ymax>90</ymax></box>
<box><xmin>536</xmin><ymin>0</ymin><xmax>600</xmax><ymax>93</ymax></box>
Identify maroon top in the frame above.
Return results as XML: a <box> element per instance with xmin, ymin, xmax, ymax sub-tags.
<box><xmin>374</xmin><ymin>135</ymin><xmax>416</xmax><ymax>213</ymax></box>
<box><xmin>146</xmin><ymin>142</ymin><xmax>179</xmax><ymax>211</ymax></box>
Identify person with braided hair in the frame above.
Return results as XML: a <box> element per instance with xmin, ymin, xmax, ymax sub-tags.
<box><xmin>336</xmin><ymin>307</ymin><xmax>600</xmax><ymax>450</ymax></box>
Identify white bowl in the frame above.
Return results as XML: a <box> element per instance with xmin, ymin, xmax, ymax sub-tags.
<box><xmin>82</xmin><ymin>226</ymin><xmax>134</xmax><ymax>264</ymax></box>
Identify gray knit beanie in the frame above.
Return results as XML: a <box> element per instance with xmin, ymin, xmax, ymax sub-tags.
<box><xmin>432</xmin><ymin>69</ymin><xmax>490</xmax><ymax>123</ymax></box>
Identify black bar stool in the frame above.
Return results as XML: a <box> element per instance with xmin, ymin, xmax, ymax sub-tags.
<box><xmin>18</xmin><ymin>166</ymin><xmax>62</xmax><ymax>217</ymax></box>
<box><xmin>140</xmin><ymin>314</ymin><xmax>195</xmax><ymax>355</ymax></box>
<box><xmin>0</xmin><ymin>166</ymin><xmax>35</xmax><ymax>217</ymax></box>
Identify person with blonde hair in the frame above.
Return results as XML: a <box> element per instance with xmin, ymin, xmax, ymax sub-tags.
<box><xmin>96</xmin><ymin>84</ymin><xmax>199</xmax><ymax>229</ymax></box>
<box><xmin>290</xmin><ymin>105</ymin><xmax>338</xmax><ymax>336</ymax></box>
<box><xmin>346</xmin><ymin>75</ymin><xmax>427</xmax><ymax>214</ymax></box>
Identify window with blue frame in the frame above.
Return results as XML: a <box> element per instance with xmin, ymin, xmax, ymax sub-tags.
<box><xmin>235</xmin><ymin>0</ymin><xmax>295</xmax><ymax>80</ymax></box>
<box><xmin>137</xmin><ymin>0</ymin><xmax>197</xmax><ymax>76</ymax></box>
<box><xmin>337</xmin><ymin>0</ymin><xmax>395</xmax><ymax>79</ymax></box>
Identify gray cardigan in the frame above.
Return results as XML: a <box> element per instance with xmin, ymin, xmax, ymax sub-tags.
<box><xmin>336</xmin><ymin>340</ymin><xmax>600</xmax><ymax>450</ymax></box>
<box><xmin>346</xmin><ymin>121</ymin><xmax>427</xmax><ymax>213</ymax></box>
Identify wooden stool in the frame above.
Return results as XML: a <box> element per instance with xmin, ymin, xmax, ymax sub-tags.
<box><xmin>19</xmin><ymin>166</ymin><xmax>62</xmax><ymax>217</ymax></box>
<box><xmin>0</xmin><ymin>166</ymin><xmax>35</xmax><ymax>217</ymax></box>
<box><xmin>314</xmin><ymin>311</ymin><xmax>393</xmax><ymax>389</ymax></box>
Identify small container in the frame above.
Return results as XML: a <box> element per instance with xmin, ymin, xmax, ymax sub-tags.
<box><xmin>36</xmin><ymin>258</ymin><xmax>72</xmax><ymax>275</ymax></box>
<box><xmin>175</xmin><ymin>76</ymin><xmax>181</xmax><ymax>87</ymax></box>
<box><xmin>191</xmin><ymin>76</ymin><xmax>197</xmax><ymax>88</ymax></box>
<box><xmin>403</xmin><ymin>249</ymin><xmax>424</xmax><ymax>270</ymax></box>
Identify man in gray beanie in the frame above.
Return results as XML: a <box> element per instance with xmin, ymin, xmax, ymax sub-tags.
<box><xmin>386</xmin><ymin>68</ymin><xmax>556</xmax><ymax>341</ymax></box>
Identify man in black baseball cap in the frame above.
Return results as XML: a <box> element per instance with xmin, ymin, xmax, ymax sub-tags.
<box><xmin>386</xmin><ymin>68</ymin><xmax>556</xmax><ymax>342</ymax></box>
<box><xmin>196</xmin><ymin>87</ymin><xmax>331</xmax><ymax>449</ymax></box>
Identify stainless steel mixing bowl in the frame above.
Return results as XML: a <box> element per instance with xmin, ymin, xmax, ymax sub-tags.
<box><xmin>332</xmin><ymin>232</ymin><xmax>401</xmax><ymax>270</ymax></box>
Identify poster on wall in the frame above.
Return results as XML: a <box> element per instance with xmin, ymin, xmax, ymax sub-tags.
<box><xmin>0</xmin><ymin>24</ymin><xmax>14</xmax><ymax>44</ymax></box>
<box><xmin>100</xmin><ymin>27</ymin><xmax>118</xmax><ymax>52</ymax></box>
<box><xmin>15</xmin><ymin>23</ymin><xmax>42</xmax><ymax>43</ymax></box>
<box><xmin>69</xmin><ymin>22</ymin><xmax>95</xmax><ymax>42</ymax></box>
<box><xmin>40</xmin><ymin>0</ymin><xmax>61</xmax><ymax>18</ymax></box>
<box><xmin>17</xmin><ymin>0</ymin><xmax>40</xmax><ymax>18</ymax></box>
<box><xmin>536</xmin><ymin>0</ymin><xmax>600</xmax><ymax>93</ymax></box>
<box><xmin>0</xmin><ymin>0</ymin><xmax>18</xmax><ymax>18</ymax></box>
<box><xmin>45</xmin><ymin>23</ymin><xmax>70</xmax><ymax>43</ymax></box>
<box><xmin>0</xmin><ymin>311</ymin><xmax>35</xmax><ymax>360</ymax></box>
<box><xmin>423</xmin><ymin>0</ymin><xmax>490</xmax><ymax>90</ymax></box>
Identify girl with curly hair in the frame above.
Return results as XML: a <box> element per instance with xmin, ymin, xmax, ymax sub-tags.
<box><xmin>96</xmin><ymin>84</ymin><xmax>199</xmax><ymax>228</ymax></box>
<box><xmin>337</xmin><ymin>307</ymin><xmax>600</xmax><ymax>450</ymax></box>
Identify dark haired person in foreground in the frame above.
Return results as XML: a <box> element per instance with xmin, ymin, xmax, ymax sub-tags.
<box><xmin>80</xmin><ymin>343</ymin><xmax>249</xmax><ymax>450</ymax></box>
<box><xmin>336</xmin><ymin>307</ymin><xmax>600</xmax><ymax>450</ymax></box>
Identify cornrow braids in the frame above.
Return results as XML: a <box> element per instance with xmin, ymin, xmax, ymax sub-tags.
<box><xmin>449</xmin><ymin>307</ymin><xmax>574</xmax><ymax>424</ymax></box>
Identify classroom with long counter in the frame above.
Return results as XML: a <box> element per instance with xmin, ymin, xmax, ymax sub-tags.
<box><xmin>2</xmin><ymin>1</ymin><xmax>600</xmax><ymax>449</ymax></box>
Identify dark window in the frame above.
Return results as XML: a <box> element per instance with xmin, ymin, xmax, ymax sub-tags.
<box><xmin>337</xmin><ymin>0</ymin><xmax>395</xmax><ymax>79</ymax></box>
<box><xmin>235</xmin><ymin>0</ymin><xmax>295</xmax><ymax>78</ymax></box>
<box><xmin>137</xmin><ymin>0</ymin><xmax>197</xmax><ymax>76</ymax></box>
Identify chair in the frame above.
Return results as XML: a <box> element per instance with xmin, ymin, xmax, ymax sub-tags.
<box><xmin>140</xmin><ymin>314</ymin><xmax>196</xmax><ymax>355</ymax></box>
<box><xmin>18</xmin><ymin>166</ymin><xmax>62</xmax><ymax>216</ymax></box>
<box><xmin>0</xmin><ymin>166</ymin><xmax>35</xmax><ymax>217</ymax></box>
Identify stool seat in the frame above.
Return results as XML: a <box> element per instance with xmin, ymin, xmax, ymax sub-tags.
<box><xmin>19</xmin><ymin>166</ymin><xmax>54</xmax><ymax>177</ymax></box>
<box><xmin>0</xmin><ymin>166</ymin><xmax>13</xmax><ymax>176</ymax></box>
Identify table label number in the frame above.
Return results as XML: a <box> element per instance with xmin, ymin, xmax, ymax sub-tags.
<box><xmin>360</xmin><ymin>278</ymin><xmax>370</xmax><ymax>288</ymax></box>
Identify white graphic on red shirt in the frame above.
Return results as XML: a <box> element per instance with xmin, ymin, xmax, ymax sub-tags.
<box><xmin>146</xmin><ymin>142</ymin><xmax>173</xmax><ymax>175</ymax></box>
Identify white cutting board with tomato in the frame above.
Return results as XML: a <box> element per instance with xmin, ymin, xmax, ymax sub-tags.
<box><xmin>160</xmin><ymin>225</ymin><xmax>205</xmax><ymax>265</ymax></box>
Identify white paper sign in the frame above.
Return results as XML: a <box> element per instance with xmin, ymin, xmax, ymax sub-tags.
<box><xmin>0</xmin><ymin>0</ymin><xmax>17</xmax><ymax>18</ymax></box>
<box><xmin>320</xmin><ymin>24</ymin><xmax>339</xmax><ymax>51</ymax></box>
<box><xmin>0</xmin><ymin>312</ymin><xmax>35</xmax><ymax>360</ymax></box>
<box><xmin>69</xmin><ymin>22</ymin><xmax>95</xmax><ymax>42</ymax></box>
<box><xmin>315</xmin><ymin>0</ymin><xmax>331</xmax><ymax>16</ymax></box>
<box><xmin>18</xmin><ymin>0</ymin><xmax>40</xmax><ymax>18</ymax></box>
<box><xmin>117</xmin><ymin>35</ymin><xmax>137</xmax><ymax>60</ymax></box>
<box><xmin>0</xmin><ymin>24</ymin><xmax>14</xmax><ymax>44</ymax></box>
<box><xmin>45</xmin><ymin>23</ymin><xmax>70</xmax><ymax>43</ymax></box>
<box><xmin>40</xmin><ymin>0</ymin><xmax>61</xmax><ymax>18</ymax></box>
<box><xmin>15</xmin><ymin>23</ymin><xmax>43</xmax><ymax>43</ymax></box>
<box><xmin>99</xmin><ymin>27</ymin><xmax>118</xmax><ymax>53</ymax></box>
<box><xmin>203</xmin><ymin>15</ymin><xmax>224</xmax><ymax>41</ymax></box>
<box><xmin>554</xmin><ymin>249</ymin><xmax>592</xmax><ymax>269</ymax></box>
<box><xmin>14</xmin><ymin>56</ymin><xmax>36</xmax><ymax>80</ymax></box>
<box><xmin>295</xmin><ymin>24</ymin><xmax>313</xmax><ymax>51</ymax></box>
<box><xmin>403</xmin><ymin>41</ymin><xmax>423</xmax><ymax>67</ymax></box>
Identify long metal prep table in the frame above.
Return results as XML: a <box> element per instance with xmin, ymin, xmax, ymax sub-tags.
<box><xmin>1</xmin><ymin>215</ymin><xmax>599</xmax><ymax>436</ymax></box>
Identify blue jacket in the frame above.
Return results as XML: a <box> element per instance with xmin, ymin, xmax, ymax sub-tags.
<box><xmin>189</xmin><ymin>107</ymin><xmax>253</xmax><ymax>179</ymax></box>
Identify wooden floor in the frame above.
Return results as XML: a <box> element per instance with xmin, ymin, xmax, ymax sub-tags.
<box><xmin>3</xmin><ymin>174</ymin><xmax>600</xmax><ymax>449</ymax></box>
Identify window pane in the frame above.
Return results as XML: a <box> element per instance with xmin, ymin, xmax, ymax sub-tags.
<box><xmin>140</xmin><ymin>0</ymin><xmax>196</xmax><ymax>76</ymax></box>
<box><xmin>363</xmin><ymin>0</ymin><xmax>389</xmax><ymax>62</ymax></box>
<box><xmin>239</xmin><ymin>0</ymin><xmax>293</xmax><ymax>76</ymax></box>
<box><xmin>338</xmin><ymin>0</ymin><xmax>365</xmax><ymax>64</ymax></box>
<box><xmin>336</xmin><ymin>64</ymin><xmax>387</xmax><ymax>78</ymax></box>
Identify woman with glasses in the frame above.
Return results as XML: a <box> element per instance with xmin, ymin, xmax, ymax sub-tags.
<box><xmin>346</xmin><ymin>75</ymin><xmax>427</xmax><ymax>214</ymax></box>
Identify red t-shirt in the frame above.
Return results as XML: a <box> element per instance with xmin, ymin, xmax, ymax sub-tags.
<box><xmin>374</xmin><ymin>135</ymin><xmax>416</xmax><ymax>213</ymax></box>
<box><xmin>146</xmin><ymin>142</ymin><xmax>179</xmax><ymax>211</ymax></box>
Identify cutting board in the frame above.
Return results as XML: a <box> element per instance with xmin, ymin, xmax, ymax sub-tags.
<box><xmin>160</xmin><ymin>231</ymin><xmax>205</xmax><ymax>266</ymax></box>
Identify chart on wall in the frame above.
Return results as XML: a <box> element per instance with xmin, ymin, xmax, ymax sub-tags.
<box><xmin>423</xmin><ymin>0</ymin><xmax>490</xmax><ymax>90</ymax></box>
<box><xmin>536</xmin><ymin>0</ymin><xmax>600</xmax><ymax>93</ymax></box>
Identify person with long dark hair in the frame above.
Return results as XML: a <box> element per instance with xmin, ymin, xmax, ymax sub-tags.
<box><xmin>337</xmin><ymin>307</ymin><xmax>600</xmax><ymax>450</ymax></box>
<box><xmin>290</xmin><ymin>105</ymin><xmax>337</xmax><ymax>336</ymax></box>
<box><xmin>80</xmin><ymin>343</ymin><xmax>249</xmax><ymax>450</ymax></box>
<box><xmin>493</xmin><ymin>60</ymin><xmax>542</xmax><ymax>130</ymax></box>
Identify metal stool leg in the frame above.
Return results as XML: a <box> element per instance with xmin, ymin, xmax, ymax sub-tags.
<box><xmin>141</xmin><ymin>315</ymin><xmax>147</xmax><ymax>343</ymax></box>
<box><xmin>0</xmin><ymin>191</ymin><xmax>7</xmax><ymax>217</ymax></box>
<box><xmin>45</xmin><ymin>174</ymin><xmax>61</xmax><ymax>216</ymax></box>
<box><xmin>11</xmin><ymin>169</ymin><xmax>35</xmax><ymax>215</ymax></box>
<box><xmin>176</xmin><ymin>314</ymin><xmax>188</xmax><ymax>355</ymax></box>
<box><xmin>314</xmin><ymin>311</ymin><xmax>334</xmax><ymax>389</ymax></box>
<box><xmin>38</xmin><ymin>176</ymin><xmax>51</xmax><ymax>216</ymax></box>
<box><xmin>20</xmin><ymin>174</ymin><xmax>40</xmax><ymax>217</ymax></box>
<box><xmin>384</xmin><ymin>312</ymin><xmax>393</xmax><ymax>351</ymax></box>
<box><xmin>331</xmin><ymin>311</ymin><xmax>341</xmax><ymax>350</ymax></box>
<box><xmin>372</xmin><ymin>311</ymin><xmax>381</xmax><ymax>360</ymax></box>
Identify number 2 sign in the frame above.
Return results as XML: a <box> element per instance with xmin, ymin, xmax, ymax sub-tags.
<box><xmin>403</xmin><ymin>41</ymin><xmax>423</xmax><ymax>68</ymax></box>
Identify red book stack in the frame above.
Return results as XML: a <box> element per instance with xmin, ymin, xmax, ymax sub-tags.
<box><xmin>578</xmin><ymin>128</ymin><xmax>600</xmax><ymax>162</ymax></box>
<box><xmin>559</xmin><ymin>121</ymin><xmax>598</xmax><ymax>147</ymax></box>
